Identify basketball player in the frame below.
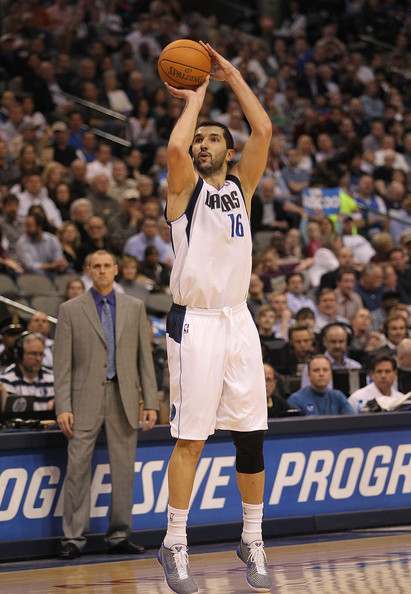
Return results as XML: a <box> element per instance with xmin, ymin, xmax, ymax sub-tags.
<box><xmin>157</xmin><ymin>42</ymin><xmax>272</xmax><ymax>594</ymax></box>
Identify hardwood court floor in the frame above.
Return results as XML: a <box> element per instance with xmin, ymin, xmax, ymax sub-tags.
<box><xmin>1</xmin><ymin>528</ymin><xmax>411</xmax><ymax>593</ymax></box>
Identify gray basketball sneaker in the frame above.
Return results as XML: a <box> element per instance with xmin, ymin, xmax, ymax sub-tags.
<box><xmin>236</xmin><ymin>539</ymin><xmax>272</xmax><ymax>592</ymax></box>
<box><xmin>158</xmin><ymin>542</ymin><xmax>199</xmax><ymax>594</ymax></box>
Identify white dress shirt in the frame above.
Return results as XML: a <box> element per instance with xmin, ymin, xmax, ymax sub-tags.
<box><xmin>348</xmin><ymin>382</ymin><xmax>403</xmax><ymax>413</ymax></box>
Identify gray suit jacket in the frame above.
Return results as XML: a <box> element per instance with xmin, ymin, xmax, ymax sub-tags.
<box><xmin>54</xmin><ymin>290</ymin><xmax>158</xmax><ymax>430</ymax></box>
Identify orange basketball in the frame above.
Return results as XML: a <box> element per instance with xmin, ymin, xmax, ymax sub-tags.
<box><xmin>157</xmin><ymin>40</ymin><xmax>211</xmax><ymax>90</ymax></box>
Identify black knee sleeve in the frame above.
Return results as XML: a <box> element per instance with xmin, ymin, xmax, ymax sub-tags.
<box><xmin>231</xmin><ymin>430</ymin><xmax>265</xmax><ymax>474</ymax></box>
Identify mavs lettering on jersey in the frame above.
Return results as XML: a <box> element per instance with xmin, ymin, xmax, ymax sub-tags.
<box><xmin>205</xmin><ymin>190</ymin><xmax>240</xmax><ymax>211</ymax></box>
<box><xmin>168</xmin><ymin>174</ymin><xmax>252</xmax><ymax>308</ymax></box>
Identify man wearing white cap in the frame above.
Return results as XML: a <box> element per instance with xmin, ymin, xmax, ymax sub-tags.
<box><xmin>106</xmin><ymin>188</ymin><xmax>142</xmax><ymax>244</ymax></box>
<box><xmin>44</xmin><ymin>121</ymin><xmax>77</xmax><ymax>167</ymax></box>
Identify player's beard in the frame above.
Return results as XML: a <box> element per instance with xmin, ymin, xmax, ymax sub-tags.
<box><xmin>193</xmin><ymin>151</ymin><xmax>226</xmax><ymax>176</ymax></box>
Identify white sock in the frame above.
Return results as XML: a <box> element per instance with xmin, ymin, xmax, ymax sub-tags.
<box><xmin>163</xmin><ymin>505</ymin><xmax>189</xmax><ymax>548</ymax></box>
<box><xmin>241</xmin><ymin>502</ymin><xmax>263</xmax><ymax>544</ymax></box>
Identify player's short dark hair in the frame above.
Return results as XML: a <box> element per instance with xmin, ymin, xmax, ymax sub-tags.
<box><xmin>194</xmin><ymin>121</ymin><xmax>234</xmax><ymax>150</ymax></box>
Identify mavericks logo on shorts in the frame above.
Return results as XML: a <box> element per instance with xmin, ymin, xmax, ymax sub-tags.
<box><xmin>184</xmin><ymin>323</ymin><xmax>189</xmax><ymax>333</ymax></box>
<box><xmin>170</xmin><ymin>404</ymin><xmax>176</xmax><ymax>421</ymax></box>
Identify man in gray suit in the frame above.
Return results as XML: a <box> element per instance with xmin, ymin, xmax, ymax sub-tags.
<box><xmin>54</xmin><ymin>249</ymin><xmax>158</xmax><ymax>560</ymax></box>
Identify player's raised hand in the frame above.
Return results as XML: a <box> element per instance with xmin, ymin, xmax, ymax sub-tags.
<box><xmin>164</xmin><ymin>76</ymin><xmax>210</xmax><ymax>101</ymax></box>
<box><xmin>199</xmin><ymin>41</ymin><xmax>236</xmax><ymax>81</ymax></box>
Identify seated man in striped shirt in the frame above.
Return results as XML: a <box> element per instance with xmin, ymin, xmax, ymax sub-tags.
<box><xmin>0</xmin><ymin>332</ymin><xmax>54</xmax><ymax>411</ymax></box>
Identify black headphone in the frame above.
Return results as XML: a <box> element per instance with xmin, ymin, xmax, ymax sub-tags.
<box><xmin>14</xmin><ymin>331</ymin><xmax>32</xmax><ymax>362</ymax></box>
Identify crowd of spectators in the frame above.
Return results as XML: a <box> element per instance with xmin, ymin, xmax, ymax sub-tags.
<box><xmin>1</xmin><ymin>0</ymin><xmax>411</xmax><ymax>417</ymax></box>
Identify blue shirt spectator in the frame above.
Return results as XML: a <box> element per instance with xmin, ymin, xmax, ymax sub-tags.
<box><xmin>124</xmin><ymin>215</ymin><xmax>169</xmax><ymax>263</ymax></box>
<box><xmin>389</xmin><ymin>193</ymin><xmax>411</xmax><ymax>244</ymax></box>
<box><xmin>354</xmin><ymin>263</ymin><xmax>384</xmax><ymax>311</ymax></box>
<box><xmin>16</xmin><ymin>213</ymin><xmax>67</xmax><ymax>275</ymax></box>
<box><xmin>288</xmin><ymin>354</ymin><xmax>355</xmax><ymax>415</ymax></box>
<box><xmin>285</xmin><ymin>271</ymin><xmax>317</xmax><ymax>315</ymax></box>
<box><xmin>288</xmin><ymin>384</ymin><xmax>355</xmax><ymax>415</ymax></box>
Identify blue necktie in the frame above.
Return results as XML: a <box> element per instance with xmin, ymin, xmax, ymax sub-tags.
<box><xmin>101</xmin><ymin>298</ymin><xmax>116</xmax><ymax>379</ymax></box>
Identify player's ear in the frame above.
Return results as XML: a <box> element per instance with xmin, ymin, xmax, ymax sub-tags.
<box><xmin>226</xmin><ymin>148</ymin><xmax>235</xmax><ymax>162</ymax></box>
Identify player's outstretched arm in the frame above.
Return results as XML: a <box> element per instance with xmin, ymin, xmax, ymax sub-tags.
<box><xmin>200</xmin><ymin>42</ymin><xmax>272</xmax><ymax>209</ymax></box>
<box><xmin>165</xmin><ymin>78</ymin><xmax>209</xmax><ymax>221</ymax></box>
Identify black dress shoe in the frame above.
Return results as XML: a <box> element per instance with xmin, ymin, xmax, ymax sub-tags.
<box><xmin>60</xmin><ymin>542</ymin><xmax>81</xmax><ymax>560</ymax></box>
<box><xmin>107</xmin><ymin>539</ymin><xmax>145</xmax><ymax>555</ymax></box>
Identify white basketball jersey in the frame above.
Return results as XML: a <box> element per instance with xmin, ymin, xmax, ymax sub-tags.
<box><xmin>168</xmin><ymin>174</ymin><xmax>252</xmax><ymax>309</ymax></box>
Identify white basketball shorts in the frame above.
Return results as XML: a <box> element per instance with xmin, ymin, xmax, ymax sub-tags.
<box><xmin>166</xmin><ymin>301</ymin><xmax>268</xmax><ymax>440</ymax></box>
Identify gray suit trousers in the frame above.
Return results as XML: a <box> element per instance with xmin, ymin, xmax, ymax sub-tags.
<box><xmin>62</xmin><ymin>381</ymin><xmax>138</xmax><ymax>549</ymax></box>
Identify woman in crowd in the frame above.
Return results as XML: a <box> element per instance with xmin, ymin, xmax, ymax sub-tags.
<box><xmin>15</xmin><ymin>144</ymin><xmax>43</xmax><ymax>179</ymax></box>
<box><xmin>128</xmin><ymin>97</ymin><xmax>158</xmax><ymax>151</ymax></box>
<box><xmin>296</xmin><ymin>134</ymin><xmax>317</xmax><ymax>173</ymax></box>
<box><xmin>53</xmin><ymin>182</ymin><xmax>73</xmax><ymax>221</ymax></box>
<box><xmin>56</xmin><ymin>221</ymin><xmax>81</xmax><ymax>273</ymax></box>
<box><xmin>304</xmin><ymin>221</ymin><xmax>322</xmax><ymax>257</ymax></box>
<box><xmin>139</xmin><ymin>246</ymin><xmax>170</xmax><ymax>293</ymax></box>
<box><xmin>270</xmin><ymin>290</ymin><xmax>294</xmax><ymax>339</ymax></box>
<box><xmin>125</xmin><ymin>148</ymin><xmax>144</xmax><ymax>183</ymax></box>
<box><xmin>62</xmin><ymin>277</ymin><xmax>85</xmax><ymax>302</ymax></box>
<box><xmin>102</xmin><ymin>69</ymin><xmax>133</xmax><ymax>115</ymax></box>
<box><xmin>42</xmin><ymin>161</ymin><xmax>66</xmax><ymax>202</ymax></box>
<box><xmin>117</xmin><ymin>255</ymin><xmax>150</xmax><ymax>305</ymax></box>
<box><xmin>307</xmin><ymin>232</ymin><xmax>342</xmax><ymax>289</ymax></box>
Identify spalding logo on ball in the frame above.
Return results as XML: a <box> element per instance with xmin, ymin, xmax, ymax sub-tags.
<box><xmin>157</xmin><ymin>40</ymin><xmax>211</xmax><ymax>89</ymax></box>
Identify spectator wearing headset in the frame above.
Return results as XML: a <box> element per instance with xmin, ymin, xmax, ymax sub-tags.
<box><xmin>0</xmin><ymin>318</ymin><xmax>26</xmax><ymax>368</ymax></box>
<box><xmin>301</xmin><ymin>322</ymin><xmax>362</xmax><ymax>389</ymax></box>
<box><xmin>0</xmin><ymin>331</ymin><xmax>54</xmax><ymax>411</ymax></box>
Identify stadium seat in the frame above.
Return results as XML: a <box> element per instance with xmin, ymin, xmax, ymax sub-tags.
<box><xmin>0</xmin><ymin>274</ymin><xmax>17</xmax><ymax>296</ymax></box>
<box><xmin>15</xmin><ymin>274</ymin><xmax>57</xmax><ymax>298</ymax></box>
<box><xmin>53</xmin><ymin>274</ymin><xmax>80</xmax><ymax>295</ymax></box>
<box><xmin>146</xmin><ymin>292</ymin><xmax>173</xmax><ymax>316</ymax></box>
<box><xmin>30</xmin><ymin>295</ymin><xmax>61</xmax><ymax>318</ymax></box>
